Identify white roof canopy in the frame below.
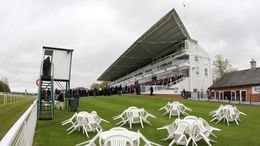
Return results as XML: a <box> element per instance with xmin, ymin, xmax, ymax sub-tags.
<box><xmin>98</xmin><ymin>9</ymin><xmax>190</xmax><ymax>81</ymax></box>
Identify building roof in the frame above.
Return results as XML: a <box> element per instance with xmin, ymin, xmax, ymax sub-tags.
<box><xmin>209</xmin><ymin>67</ymin><xmax>260</xmax><ymax>89</ymax></box>
<box><xmin>43</xmin><ymin>46</ymin><xmax>74</xmax><ymax>52</ymax></box>
<box><xmin>98</xmin><ymin>9</ymin><xmax>190</xmax><ymax>81</ymax></box>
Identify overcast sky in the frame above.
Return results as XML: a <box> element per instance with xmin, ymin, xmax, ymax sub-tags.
<box><xmin>1</xmin><ymin>0</ymin><xmax>260</xmax><ymax>92</ymax></box>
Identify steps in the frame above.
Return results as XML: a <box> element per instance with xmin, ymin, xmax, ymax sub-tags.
<box><xmin>37</xmin><ymin>74</ymin><xmax>54</xmax><ymax>120</ymax></box>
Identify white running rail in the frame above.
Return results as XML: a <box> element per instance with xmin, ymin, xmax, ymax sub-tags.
<box><xmin>0</xmin><ymin>92</ymin><xmax>27</xmax><ymax>104</ymax></box>
<box><xmin>0</xmin><ymin>99</ymin><xmax>37</xmax><ymax>146</ymax></box>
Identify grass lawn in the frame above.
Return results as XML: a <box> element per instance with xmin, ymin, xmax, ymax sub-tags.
<box><xmin>0</xmin><ymin>97</ymin><xmax>35</xmax><ymax>139</ymax></box>
<box><xmin>34</xmin><ymin>95</ymin><xmax>260</xmax><ymax>146</ymax></box>
<box><xmin>0</xmin><ymin>96</ymin><xmax>4</xmax><ymax>104</ymax></box>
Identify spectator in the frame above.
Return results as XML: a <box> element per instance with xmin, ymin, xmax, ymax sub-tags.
<box><xmin>74</xmin><ymin>90</ymin><xmax>80</xmax><ymax>107</ymax></box>
<box><xmin>118</xmin><ymin>85</ymin><xmax>122</xmax><ymax>95</ymax></box>
<box><xmin>181</xmin><ymin>89</ymin><xmax>186</xmax><ymax>98</ymax></box>
<box><xmin>43</xmin><ymin>56</ymin><xmax>51</xmax><ymax>77</ymax></box>
<box><xmin>46</xmin><ymin>88</ymin><xmax>51</xmax><ymax>100</ymax></box>
<box><xmin>93</xmin><ymin>88</ymin><xmax>97</xmax><ymax>97</ymax></box>
<box><xmin>57</xmin><ymin>91</ymin><xmax>64</xmax><ymax>110</ymax></box>
<box><xmin>150</xmin><ymin>86</ymin><xmax>154</xmax><ymax>96</ymax></box>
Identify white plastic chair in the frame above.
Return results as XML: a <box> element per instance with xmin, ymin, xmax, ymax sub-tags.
<box><xmin>61</xmin><ymin>112</ymin><xmax>77</xmax><ymax>126</ymax></box>
<box><xmin>113</xmin><ymin>110</ymin><xmax>129</xmax><ymax>126</ymax></box>
<box><xmin>209</xmin><ymin>105</ymin><xmax>224</xmax><ymax>116</ymax></box>
<box><xmin>86</xmin><ymin>114</ymin><xmax>100</xmax><ymax>132</ymax></box>
<box><xmin>190</xmin><ymin>124</ymin><xmax>212</xmax><ymax>146</ymax></box>
<box><xmin>179</xmin><ymin>104</ymin><xmax>191</xmax><ymax>116</ymax></box>
<box><xmin>168</xmin><ymin>105</ymin><xmax>181</xmax><ymax>118</ymax></box>
<box><xmin>184</xmin><ymin>115</ymin><xmax>198</xmax><ymax>120</ymax></box>
<box><xmin>168</xmin><ymin>121</ymin><xmax>191</xmax><ymax>146</ymax></box>
<box><xmin>199</xmin><ymin>118</ymin><xmax>220</xmax><ymax>138</ymax></box>
<box><xmin>233</xmin><ymin>106</ymin><xmax>246</xmax><ymax>124</ymax></box>
<box><xmin>140</xmin><ymin>109</ymin><xmax>156</xmax><ymax>126</ymax></box>
<box><xmin>103</xmin><ymin>135</ymin><xmax>134</xmax><ymax>146</ymax></box>
<box><xmin>91</xmin><ymin>111</ymin><xmax>109</xmax><ymax>125</ymax></box>
<box><xmin>61</xmin><ymin>113</ymin><xmax>79</xmax><ymax>132</ymax></box>
<box><xmin>129</xmin><ymin>109</ymin><xmax>143</xmax><ymax>129</ymax></box>
<box><xmin>138</xmin><ymin>130</ymin><xmax>161</xmax><ymax>146</ymax></box>
<box><xmin>110</xmin><ymin>127</ymin><xmax>128</xmax><ymax>131</ymax></box>
<box><xmin>157</xmin><ymin>123</ymin><xmax>176</xmax><ymax>141</ymax></box>
<box><xmin>68</xmin><ymin>114</ymin><xmax>89</xmax><ymax>137</ymax></box>
<box><xmin>76</xmin><ymin>133</ymin><xmax>100</xmax><ymax>146</ymax></box>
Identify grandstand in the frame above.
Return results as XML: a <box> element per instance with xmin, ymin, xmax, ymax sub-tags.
<box><xmin>98</xmin><ymin>9</ymin><xmax>212</xmax><ymax>96</ymax></box>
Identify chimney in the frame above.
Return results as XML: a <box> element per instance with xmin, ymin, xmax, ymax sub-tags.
<box><xmin>250</xmin><ymin>58</ymin><xmax>256</xmax><ymax>69</ymax></box>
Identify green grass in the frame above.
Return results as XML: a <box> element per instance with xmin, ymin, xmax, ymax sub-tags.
<box><xmin>0</xmin><ymin>96</ymin><xmax>4</xmax><ymax>104</ymax></box>
<box><xmin>0</xmin><ymin>98</ymin><xmax>35</xmax><ymax>139</ymax></box>
<box><xmin>34</xmin><ymin>95</ymin><xmax>260</xmax><ymax>146</ymax></box>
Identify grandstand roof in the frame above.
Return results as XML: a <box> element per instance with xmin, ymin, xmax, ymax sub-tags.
<box><xmin>98</xmin><ymin>9</ymin><xmax>191</xmax><ymax>81</ymax></box>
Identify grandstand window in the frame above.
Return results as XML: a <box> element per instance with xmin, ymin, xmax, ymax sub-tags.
<box><xmin>145</xmin><ymin>69</ymin><xmax>152</xmax><ymax>73</ymax></box>
<box><xmin>195</xmin><ymin>67</ymin><xmax>199</xmax><ymax>75</ymax></box>
<box><xmin>185</xmin><ymin>41</ymin><xmax>189</xmax><ymax>50</ymax></box>
<box><xmin>204</xmin><ymin>68</ymin><xmax>208</xmax><ymax>76</ymax></box>
<box><xmin>195</xmin><ymin>56</ymin><xmax>199</xmax><ymax>61</ymax></box>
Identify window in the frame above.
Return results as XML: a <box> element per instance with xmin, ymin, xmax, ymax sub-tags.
<box><xmin>195</xmin><ymin>56</ymin><xmax>199</xmax><ymax>61</ymax></box>
<box><xmin>216</xmin><ymin>92</ymin><xmax>219</xmax><ymax>99</ymax></box>
<box><xmin>204</xmin><ymin>68</ymin><xmax>208</xmax><ymax>76</ymax></box>
<box><xmin>195</xmin><ymin>67</ymin><xmax>199</xmax><ymax>75</ymax></box>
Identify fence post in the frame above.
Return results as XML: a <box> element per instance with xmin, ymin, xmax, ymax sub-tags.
<box><xmin>250</xmin><ymin>93</ymin><xmax>252</xmax><ymax>105</ymax></box>
<box><xmin>4</xmin><ymin>95</ymin><xmax>6</xmax><ymax>104</ymax></box>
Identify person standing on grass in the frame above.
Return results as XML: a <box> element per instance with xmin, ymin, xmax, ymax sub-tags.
<box><xmin>181</xmin><ymin>89</ymin><xmax>186</xmax><ymax>98</ymax></box>
<box><xmin>150</xmin><ymin>86</ymin><xmax>154</xmax><ymax>96</ymax></box>
<box><xmin>74</xmin><ymin>90</ymin><xmax>80</xmax><ymax>107</ymax></box>
<box><xmin>118</xmin><ymin>85</ymin><xmax>122</xmax><ymax>95</ymax></box>
<box><xmin>57</xmin><ymin>91</ymin><xmax>64</xmax><ymax>110</ymax></box>
<box><xmin>93</xmin><ymin>88</ymin><xmax>97</xmax><ymax>97</ymax></box>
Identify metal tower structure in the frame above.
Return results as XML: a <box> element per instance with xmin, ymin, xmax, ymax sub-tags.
<box><xmin>37</xmin><ymin>46</ymin><xmax>73</xmax><ymax>120</ymax></box>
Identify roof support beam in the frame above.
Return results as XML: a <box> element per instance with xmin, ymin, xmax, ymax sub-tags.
<box><xmin>137</xmin><ymin>42</ymin><xmax>155</xmax><ymax>56</ymax></box>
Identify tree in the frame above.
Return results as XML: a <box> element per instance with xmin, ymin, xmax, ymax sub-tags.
<box><xmin>90</xmin><ymin>83</ymin><xmax>100</xmax><ymax>89</ymax></box>
<box><xmin>213</xmin><ymin>55</ymin><xmax>236</xmax><ymax>83</ymax></box>
<box><xmin>99</xmin><ymin>81</ymin><xmax>109</xmax><ymax>89</ymax></box>
<box><xmin>0</xmin><ymin>80</ymin><xmax>10</xmax><ymax>92</ymax></box>
<box><xmin>0</xmin><ymin>81</ymin><xmax>4</xmax><ymax>92</ymax></box>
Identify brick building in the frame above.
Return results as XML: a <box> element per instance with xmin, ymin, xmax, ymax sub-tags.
<box><xmin>209</xmin><ymin>59</ymin><xmax>260</xmax><ymax>102</ymax></box>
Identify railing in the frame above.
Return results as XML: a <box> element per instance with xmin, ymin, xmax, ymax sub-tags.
<box><xmin>0</xmin><ymin>92</ymin><xmax>28</xmax><ymax>104</ymax></box>
<box><xmin>141</xmin><ymin>85</ymin><xmax>173</xmax><ymax>94</ymax></box>
<box><xmin>0</xmin><ymin>99</ymin><xmax>37</xmax><ymax>146</ymax></box>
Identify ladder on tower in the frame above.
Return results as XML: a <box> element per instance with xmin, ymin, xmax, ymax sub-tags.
<box><xmin>37</xmin><ymin>63</ymin><xmax>54</xmax><ymax>120</ymax></box>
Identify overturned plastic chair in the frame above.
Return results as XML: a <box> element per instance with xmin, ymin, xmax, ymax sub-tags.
<box><xmin>61</xmin><ymin>112</ymin><xmax>77</xmax><ymax>126</ymax></box>
<box><xmin>103</xmin><ymin>135</ymin><xmax>134</xmax><ymax>146</ymax></box>
<box><xmin>138</xmin><ymin>130</ymin><xmax>162</xmax><ymax>146</ymax></box>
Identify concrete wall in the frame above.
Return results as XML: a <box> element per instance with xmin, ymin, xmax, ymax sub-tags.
<box><xmin>187</xmin><ymin>40</ymin><xmax>212</xmax><ymax>93</ymax></box>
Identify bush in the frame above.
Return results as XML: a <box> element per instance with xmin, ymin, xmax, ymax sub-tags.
<box><xmin>0</xmin><ymin>81</ymin><xmax>10</xmax><ymax>92</ymax></box>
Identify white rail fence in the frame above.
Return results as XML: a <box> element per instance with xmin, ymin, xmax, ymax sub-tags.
<box><xmin>141</xmin><ymin>85</ymin><xmax>175</xmax><ymax>94</ymax></box>
<box><xmin>0</xmin><ymin>93</ymin><xmax>28</xmax><ymax>104</ymax></box>
<box><xmin>0</xmin><ymin>100</ymin><xmax>37</xmax><ymax>146</ymax></box>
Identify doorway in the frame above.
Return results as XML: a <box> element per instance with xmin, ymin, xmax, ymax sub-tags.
<box><xmin>241</xmin><ymin>91</ymin><xmax>247</xmax><ymax>101</ymax></box>
<box><xmin>220</xmin><ymin>92</ymin><xmax>224</xmax><ymax>100</ymax></box>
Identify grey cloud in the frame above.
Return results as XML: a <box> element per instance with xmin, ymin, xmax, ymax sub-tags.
<box><xmin>0</xmin><ymin>0</ymin><xmax>260</xmax><ymax>92</ymax></box>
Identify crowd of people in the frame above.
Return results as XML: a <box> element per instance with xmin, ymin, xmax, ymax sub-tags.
<box><xmin>40</xmin><ymin>74</ymin><xmax>186</xmax><ymax>101</ymax></box>
<box><xmin>140</xmin><ymin>74</ymin><xmax>184</xmax><ymax>86</ymax></box>
<box><xmin>86</xmin><ymin>84</ymin><xmax>141</xmax><ymax>97</ymax></box>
